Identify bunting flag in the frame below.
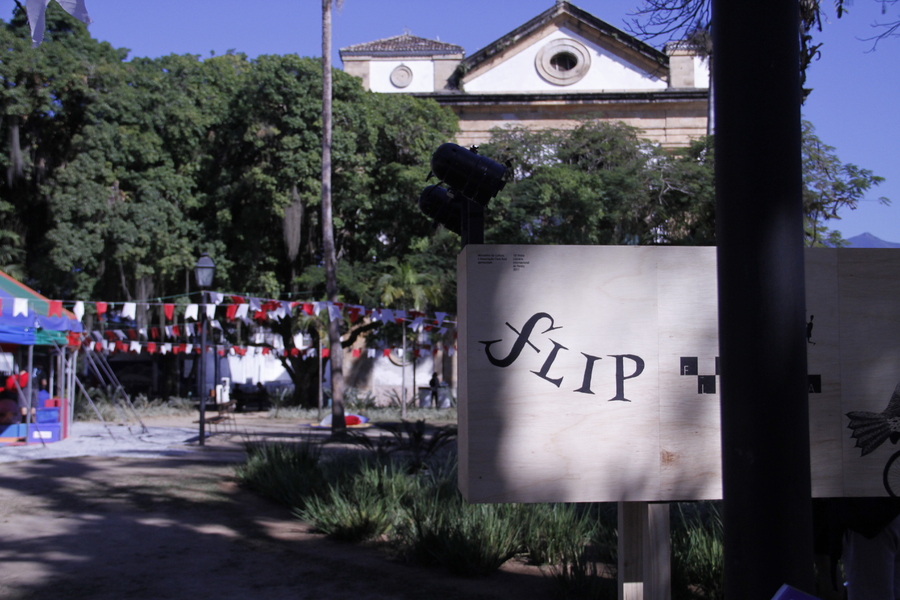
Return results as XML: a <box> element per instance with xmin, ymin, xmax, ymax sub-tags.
<box><xmin>352</xmin><ymin>348</ymin><xmax>361</xmax><ymax>358</ymax></box>
<box><xmin>164</xmin><ymin>304</ymin><xmax>175</xmax><ymax>321</ymax></box>
<box><xmin>184</xmin><ymin>304</ymin><xmax>198</xmax><ymax>321</ymax></box>
<box><xmin>48</xmin><ymin>300</ymin><xmax>63</xmax><ymax>317</ymax></box>
<box><xmin>204</xmin><ymin>304</ymin><xmax>215</xmax><ymax>320</ymax></box>
<box><xmin>95</xmin><ymin>301</ymin><xmax>107</xmax><ymax>316</ymax></box>
<box><xmin>235</xmin><ymin>304</ymin><xmax>249</xmax><ymax>319</ymax></box>
<box><xmin>226</xmin><ymin>304</ymin><xmax>239</xmax><ymax>320</ymax></box>
<box><xmin>13</xmin><ymin>298</ymin><xmax>28</xmax><ymax>316</ymax></box>
<box><xmin>121</xmin><ymin>302</ymin><xmax>136</xmax><ymax>320</ymax></box>
<box><xmin>322</xmin><ymin>348</ymin><xmax>330</xmax><ymax>358</ymax></box>
<box><xmin>209</xmin><ymin>292</ymin><xmax>223</xmax><ymax>305</ymax></box>
<box><xmin>73</xmin><ymin>301</ymin><xmax>84</xmax><ymax>321</ymax></box>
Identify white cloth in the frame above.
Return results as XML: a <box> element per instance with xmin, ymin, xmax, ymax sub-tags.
<box><xmin>26</xmin><ymin>0</ymin><xmax>92</xmax><ymax>46</ymax></box>
<box><xmin>73</xmin><ymin>301</ymin><xmax>84</xmax><ymax>321</ymax></box>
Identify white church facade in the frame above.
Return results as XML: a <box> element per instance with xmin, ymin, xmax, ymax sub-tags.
<box><xmin>340</xmin><ymin>1</ymin><xmax>710</xmax><ymax>148</ymax></box>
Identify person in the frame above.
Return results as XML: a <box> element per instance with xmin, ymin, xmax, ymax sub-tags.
<box><xmin>429</xmin><ymin>372</ymin><xmax>440</xmax><ymax>408</ymax></box>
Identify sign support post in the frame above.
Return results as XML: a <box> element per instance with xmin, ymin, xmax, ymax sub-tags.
<box><xmin>713</xmin><ymin>0</ymin><xmax>815</xmax><ymax>595</ymax></box>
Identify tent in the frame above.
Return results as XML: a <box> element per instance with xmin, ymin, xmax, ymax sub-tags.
<box><xmin>0</xmin><ymin>271</ymin><xmax>81</xmax><ymax>444</ymax></box>
<box><xmin>0</xmin><ymin>271</ymin><xmax>82</xmax><ymax>346</ymax></box>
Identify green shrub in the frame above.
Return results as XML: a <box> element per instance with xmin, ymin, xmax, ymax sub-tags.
<box><xmin>672</xmin><ymin>502</ymin><xmax>724</xmax><ymax>600</ymax></box>
<box><xmin>235</xmin><ymin>441</ymin><xmax>324</xmax><ymax>509</ymax></box>
<box><xmin>299</xmin><ymin>460</ymin><xmax>416</xmax><ymax>542</ymax></box>
<box><xmin>393</xmin><ymin>466</ymin><xmax>521</xmax><ymax>576</ymax></box>
<box><xmin>516</xmin><ymin>503</ymin><xmax>597</xmax><ymax>566</ymax></box>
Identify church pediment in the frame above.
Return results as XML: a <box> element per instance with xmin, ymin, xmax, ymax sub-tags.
<box><xmin>454</xmin><ymin>2</ymin><xmax>672</xmax><ymax>94</ymax></box>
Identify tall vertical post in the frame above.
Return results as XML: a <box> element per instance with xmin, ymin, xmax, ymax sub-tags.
<box><xmin>198</xmin><ymin>292</ymin><xmax>207</xmax><ymax>446</ymax></box>
<box><xmin>712</xmin><ymin>0</ymin><xmax>814</xmax><ymax>596</ymax></box>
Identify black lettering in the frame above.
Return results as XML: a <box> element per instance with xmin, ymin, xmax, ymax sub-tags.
<box><xmin>479</xmin><ymin>312</ymin><xmax>559</xmax><ymax>367</ymax></box>
<box><xmin>608</xmin><ymin>354</ymin><xmax>645</xmax><ymax>402</ymax></box>
<box><xmin>574</xmin><ymin>353</ymin><xmax>602</xmax><ymax>394</ymax></box>
<box><xmin>531</xmin><ymin>339</ymin><xmax>568</xmax><ymax>387</ymax></box>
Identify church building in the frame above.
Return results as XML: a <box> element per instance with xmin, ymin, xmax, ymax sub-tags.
<box><xmin>340</xmin><ymin>1</ymin><xmax>710</xmax><ymax>148</ymax></box>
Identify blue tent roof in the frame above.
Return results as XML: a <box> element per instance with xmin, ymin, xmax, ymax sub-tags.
<box><xmin>0</xmin><ymin>271</ymin><xmax>82</xmax><ymax>346</ymax></box>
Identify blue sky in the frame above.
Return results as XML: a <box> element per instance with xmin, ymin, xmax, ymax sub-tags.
<box><xmin>5</xmin><ymin>0</ymin><xmax>899</xmax><ymax>242</ymax></box>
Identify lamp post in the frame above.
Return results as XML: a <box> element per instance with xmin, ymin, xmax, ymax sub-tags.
<box><xmin>194</xmin><ymin>252</ymin><xmax>215</xmax><ymax>446</ymax></box>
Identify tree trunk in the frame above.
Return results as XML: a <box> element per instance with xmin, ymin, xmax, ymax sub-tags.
<box><xmin>322</xmin><ymin>0</ymin><xmax>345</xmax><ymax>434</ymax></box>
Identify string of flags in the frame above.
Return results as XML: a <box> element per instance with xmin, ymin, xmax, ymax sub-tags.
<box><xmin>0</xmin><ymin>292</ymin><xmax>457</xmax><ymax>358</ymax></box>
<box><xmin>1</xmin><ymin>294</ymin><xmax>455</xmax><ymax>332</ymax></box>
<box><xmin>73</xmin><ymin>333</ymin><xmax>457</xmax><ymax>360</ymax></box>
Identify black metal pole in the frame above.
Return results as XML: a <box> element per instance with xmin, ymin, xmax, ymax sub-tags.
<box><xmin>198</xmin><ymin>291</ymin><xmax>207</xmax><ymax>446</ymax></box>
<box><xmin>712</xmin><ymin>0</ymin><xmax>814</xmax><ymax>596</ymax></box>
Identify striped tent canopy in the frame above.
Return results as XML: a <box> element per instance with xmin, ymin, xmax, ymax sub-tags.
<box><xmin>0</xmin><ymin>271</ymin><xmax>82</xmax><ymax>346</ymax></box>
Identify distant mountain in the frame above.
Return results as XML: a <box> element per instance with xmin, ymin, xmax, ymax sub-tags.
<box><xmin>844</xmin><ymin>232</ymin><xmax>900</xmax><ymax>249</ymax></box>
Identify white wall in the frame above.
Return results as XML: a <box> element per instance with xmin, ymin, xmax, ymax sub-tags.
<box><xmin>369</xmin><ymin>59</ymin><xmax>435</xmax><ymax>93</ymax></box>
<box><xmin>465</xmin><ymin>27</ymin><xmax>666</xmax><ymax>94</ymax></box>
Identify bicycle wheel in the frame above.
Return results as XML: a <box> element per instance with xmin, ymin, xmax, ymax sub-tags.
<box><xmin>883</xmin><ymin>451</ymin><xmax>900</xmax><ymax>497</ymax></box>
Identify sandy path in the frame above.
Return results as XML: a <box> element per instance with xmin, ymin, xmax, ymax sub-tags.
<box><xmin>0</xmin><ymin>415</ymin><xmax>555</xmax><ymax>599</ymax></box>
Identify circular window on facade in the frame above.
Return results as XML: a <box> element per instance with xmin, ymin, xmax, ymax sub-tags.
<box><xmin>390</xmin><ymin>64</ymin><xmax>413</xmax><ymax>88</ymax></box>
<box><xmin>536</xmin><ymin>38</ymin><xmax>591</xmax><ymax>86</ymax></box>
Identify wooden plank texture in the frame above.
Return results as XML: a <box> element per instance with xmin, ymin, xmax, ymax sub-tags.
<box><xmin>458</xmin><ymin>245</ymin><xmax>900</xmax><ymax>502</ymax></box>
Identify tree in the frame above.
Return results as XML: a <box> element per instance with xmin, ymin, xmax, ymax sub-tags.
<box><xmin>626</xmin><ymin>0</ymin><xmax>899</xmax><ymax>99</ymax></box>
<box><xmin>479</xmin><ymin>120</ymin><xmax>883</xmax><ymax>248</ymax></box>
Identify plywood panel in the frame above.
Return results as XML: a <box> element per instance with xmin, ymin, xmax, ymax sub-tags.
<box><xmin>804</xmin><ymin>248</ymin><xmax>843</xmax><ymax>497</ymax></box>
<box><xmin>837</xmin><ymin>250</ymin><xmax>900</xmax><ymax>496</ymax></box>
<box><xmin>459</xmin><ymin>246</ymin><xmax>900</xmax><ymax>502</ymax></box>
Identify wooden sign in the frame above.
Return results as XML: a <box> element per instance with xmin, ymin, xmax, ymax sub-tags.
<box><xmin>457</xmin><ymin>245</ymin><xmax>900</xmax><ymax>503</ymax></box>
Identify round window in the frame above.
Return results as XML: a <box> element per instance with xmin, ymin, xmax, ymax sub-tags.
<box><xmin>390</xmin><ymin>64</ymin><xmax>413</xmax><ymax>88</ymax></box>
<box><xmin>536</xmin><ymin>39</ymin><xmax>591</xmax><ymax>86</ymax></box>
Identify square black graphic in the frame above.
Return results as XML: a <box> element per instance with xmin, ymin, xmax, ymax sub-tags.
<box><xmin>698</xmin><ymin>375</ymin><xmax>717</xmax><ymax>394</ymax></box>
<box><xmin>808</xmin><ymin>374</ymin><xmax>822</xmax><ymax>394</ymax></box>
<box><xmin>681</xmin><ymin>357</ymin><xmax>698</xmax><ymax>376</ymax></box>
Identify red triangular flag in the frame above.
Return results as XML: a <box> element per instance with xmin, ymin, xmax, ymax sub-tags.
<box><xmin>352</xmin><ymin>348</ymin><xmax>361</xmax><ymax>358</ymax></box>
<box><xmin>164</xmin><ymin>304</ymin><xmax>174</xmax><ymax>320</ymax></box>
<box><xmin>96</xmin><ymin>302</ymin><xmax>108</xmax><ymax>316</ymax></box>
<box><xmin>48</xmin><ymin>300</ymin><xmax>62</xmax><ymax>317</ymax></box>
<box><xmin>147</xmin><ymin>342</ymin><xmax>157</xmax><ymax>354</ymax></box>
<box><xmin>322</xmin><ymin>348</ymin><xmax>330</xmax><ymax>358</ymax></box>
<box><xmin>226</xmin><ymin>304</ymin><xmax>239</xmax><ymax>320</ymax></box>
<box><xmin>262</xmin><ymin>347</ymin><xmax>271</xmax><ymax>355</ymax></box>
<box><xmin>383</xmin><ymin>348</ymin><xmax>391</xmax><ymax>357</ymax></box>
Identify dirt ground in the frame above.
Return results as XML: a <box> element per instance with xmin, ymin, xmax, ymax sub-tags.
<box><xmin>0</xmin><ymin>414</ymin><xmax>557</xmax><ymax>600</ymax></box>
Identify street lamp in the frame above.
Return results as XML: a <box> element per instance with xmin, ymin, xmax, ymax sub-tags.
<box><xmin>194</xmin><ymin>252</ymin><xmax>216</xmax><ymax>446</ymax></box>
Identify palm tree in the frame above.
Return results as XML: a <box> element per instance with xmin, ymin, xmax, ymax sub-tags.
<box><xmin>378</xmin><ymin>260</ymin><xmax>441</xmax><ymax>417</ymax></box>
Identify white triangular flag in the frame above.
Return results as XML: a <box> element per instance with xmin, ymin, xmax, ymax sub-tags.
<box><xmin>73</xmin><ymin>301</ymin><xmax>84</xmax><ymax>321</ymax></box>
<box><xmin>327</xmin><ymin>303</ymin><xmax>341</xmax><ymax>321</ymax></box>
<box><xmin>184</xmin><ymin>304</ymin><xmax>198</xmax><ymax>321</ymax></box>
<box><xmin>235</xmin><ymin>304</ymin><xmax>249</xmax><ymax>319</ymax></box>
<box><xmin>161</xmin><ymin>344</ymin><xmax>171</xmax><ymax>355</ymax></box>
<box><xmin>205</xmin><ymin>304</ymin><xmax>215</xmax><ymax>320</ymax></box>
<box><xmin>209</xmin><ymin>292</ymin><xmax>223</xmax><ymax>305</ymax></box>
<box><xmin>26</xmin><ymin>0</ymin><xmax>92</xmax><ymax>47</ymax></box>
<box><xmin>121</xmin><ymin>302</ymin><xmax>136</xmax><ymax>320</ymax></box>
<box><xmin>435</xmin><ymin>312</ymin><xmax>447</xmax><ymax>326</ymax></box>
<box><xmin>13</xmin><ymin>298</ymin><xmax>28</xmax><ymax>316</ymax></box>
<box><xmin>367</xmin><ymin>348</ymin><xmax>376</xmax><ymax>358</ymax></box>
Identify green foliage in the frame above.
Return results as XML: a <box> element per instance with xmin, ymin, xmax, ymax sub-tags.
<box><xmin>482</xmin><ymin>121</ymin><xmax>717</xmax><ymax>246</ymax></box>
<box><xmin>672</xmin><ymin>502</ymin><xmax>724</xmax><ymax>600</ymax></box>
<box><xmin>235</xmin><ymin>441</ymin><xmax>324</xmax><ymax>509</ymax></box>
<box><xmin>298</xmin><ymin>460</ymin><xmax>416</xmax><ymax>542</ymax></box>
<box><xmin>395</xmin><ymin>465</ymin><xmax>522</xmax><ymax>576</ymax></box>
<box><xmin>802</xmin><ymin>120</ymin><xmax>888</xmax><ymax>246</ymax></box>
